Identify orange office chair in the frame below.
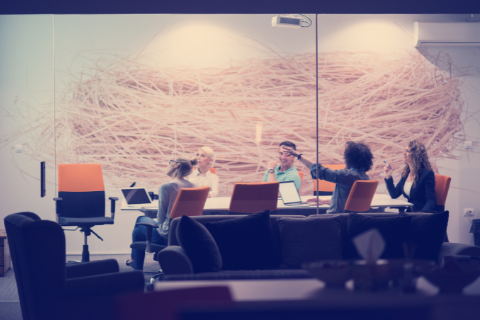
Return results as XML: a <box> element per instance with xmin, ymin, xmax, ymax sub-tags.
<box><xmin>229</xmin><ymin>182</ymin><xmax>279</xmax><ymax>214</ymax></box>
<box><xmin>344</xmin><ymin>180</ymin><xmax>379</xmax><ymax>212</ymax></box>
<box><xmin>435</xmin><ymin>174</ymin><xmax>451</xmax><ymax>212</ymax></box>
<box><xmin>298</xmin><ymin>171</ymin><xmax>304</xmax><ymax>182</ymax></box>
<box><xmin>54</xmin><ymin>164</ymin><xmax>118</xmax><ymax>262</ymax></box>
<box><xmin>313</xmin><ymin>164</ymin><xmax>346</xmax><ymax>196</ymax></box>
<box><xmin>193</xmin><ymin>167</ymin><xmax>216</xmax><ymax>174</ymax></box>
<box><xmin>170</xmin><ymin>186</ymin><xmax>211</xmax><ymax>219</ymax></box>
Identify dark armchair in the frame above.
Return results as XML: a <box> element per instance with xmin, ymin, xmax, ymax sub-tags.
<box><xmin>4</xmin><ymin>212</ymin><xmax>144</xmax><ymax>320</ymax></box>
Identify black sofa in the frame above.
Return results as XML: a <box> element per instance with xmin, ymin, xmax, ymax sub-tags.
<box><xmin>158</xmin><ymin>211</ymin><xmax>480</xmax><ymax>280</ymax></box>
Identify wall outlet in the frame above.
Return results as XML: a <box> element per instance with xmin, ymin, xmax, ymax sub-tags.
<box><xmin>464</xmin><ymin>208</ymin><xmax>475</xmax><ymax>217</ymax></box>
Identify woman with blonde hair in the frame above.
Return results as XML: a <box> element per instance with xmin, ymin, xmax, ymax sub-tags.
<box><xmin>187</xmin><ymin>146</ymin><xmax>219</xmax><ymax>198</ymax></box>
<box><xmin>128</xmin><ymin>156</ymin><xmax>197</xmax><ymax>271</ymax></box>
<box><xmin>384</xmin><ymin>140</ymin><xmax>436</xmax><ymax>212</ymax></box>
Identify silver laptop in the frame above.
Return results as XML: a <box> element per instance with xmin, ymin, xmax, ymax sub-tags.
<box><xmin>121</xmin><ymin>187</ymin><xmax>152</xmax><ymax>205</ymax></box>
<box><xmin>278</xmin><ymin>181</ymin><xmax>308</xmax><ymax>205</ymax></box>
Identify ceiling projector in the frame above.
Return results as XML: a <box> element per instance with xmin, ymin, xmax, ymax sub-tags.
<box><xmin>272</xmin><ymin>15</ymin><xmax>302</xmax><ymax>28</ymax></box>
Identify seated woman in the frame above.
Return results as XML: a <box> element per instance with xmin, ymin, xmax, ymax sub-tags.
<box><xmin>285</xmin><ymin>141</ymin><xmax>374</xmax><ymax>214</ymax></box>
<box><xmin>128</xmin><ymin>156</ymin><xmax>197</xmax><ymax>271</ymax></box>
<box><xmin>187</xmin><ymin>146</ymin><xmax>219</xmax><ymax>198</ymax></box>
<box><xmin>384</xmin><ymin>140</ymin><xmax>436</xmax><ymax>212</ymax></box>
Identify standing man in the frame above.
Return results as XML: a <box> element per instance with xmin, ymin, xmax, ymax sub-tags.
<box><xmin>263</xmin><ymin>141</ymin><xmax>301</xmax><ymax>190</ymax></box>
<box><xmin>284</xmin><ymin>141</ymin><xmax>374</xmax><ymax>213</ymax></box>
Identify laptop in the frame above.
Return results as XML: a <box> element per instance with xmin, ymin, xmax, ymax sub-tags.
<box><xmin>278</xmin><ymin>181</ymin><xmax>309</xmax><ymax>206</ymax></box>
<box><xmin>121</xmin><ymin>187</ymin><xmax>153</xmax><ymax>205</ymax></box>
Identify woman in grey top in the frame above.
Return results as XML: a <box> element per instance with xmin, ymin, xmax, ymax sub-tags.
<box><xmin>127</xmin><ymin>156</ymin><xmax>197</xmax><ymax>270</ymax></box>
<box><xmin>284</xmin><ymin>141</ymin><xmax>374</xmax><ymax>213</ymax></box>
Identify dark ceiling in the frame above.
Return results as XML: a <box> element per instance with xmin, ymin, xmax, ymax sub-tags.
<box><xmin>1</xmin><ymin>0</ymin><xmax>480</xmax><ymax>14</ymax></box>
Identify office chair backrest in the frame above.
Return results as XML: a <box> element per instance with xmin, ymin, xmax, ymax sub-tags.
<box><xmin>170</xmin><ymin>186</ymin><xmax>210</xmax><ymax>220</ymax></box>
<box><xmin>298</xmin><ymin>171</ymin><xmax>304</xmax><ymax>182</ymax></box>
<box><xmin>344</xmin><ymin>180</ymin><xmax>379</xmax><ymax>212</ymax></box>
<box><xmin>229</xmin><ymin>182</ymin><xmax>279</xmax><ymax>214</ymax></box>
<box><xmin>313</xmin><ymin>164</ymin><xmax>346</xmax><ymax>193</ymax></box>
<box><xmin>58</xmin><ymin>164</ymin><xmax>105</xmax><ymax>218</ymax></box>
<box><xmin>193</xmin><ymin>167</ymin><xmax>216</xmax><ymax>174</ymax></box>
<box><xmin>434</xmin><ymin>174</ymin><xmax>451</xmax><ymax>207</ymax></box>
<box><xmin>5</xmin><ymin>212</ymin><xmax>66</xmax><ymax>320</ymax></box>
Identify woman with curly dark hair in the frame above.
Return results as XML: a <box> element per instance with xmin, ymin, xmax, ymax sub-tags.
<box><xmin>284</xmin><ymin>141</ymin><xmax>374</xmax><ymax>213</ymax></box>
<box><xmin>384</xmin><ymin>140</ymin><xmax>436</xmax><ymax>212</ymax></box>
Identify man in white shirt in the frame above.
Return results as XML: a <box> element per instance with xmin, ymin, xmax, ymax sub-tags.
<box><xmin>187</xmin><ymin>146</ymin><xmax>219</xmax><ymax>197</ymax></box>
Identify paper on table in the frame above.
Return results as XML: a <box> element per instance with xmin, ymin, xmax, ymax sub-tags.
<box><xmin>353</xmin><ymin>228</ymin><xmax>385</xmax><ymax>264</ymax></box>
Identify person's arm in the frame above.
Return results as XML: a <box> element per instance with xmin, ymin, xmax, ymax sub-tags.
<box><xmin>383</xmin><ymin>163</ymin><xmax>403</xmax><ymax>199</ymax></box>
<box><xmin>157</xmin><ymin>184</ymin><xmax>169</xmax><ymax>225</ymax></box>
<box><xmin>385</xmin><ymin>176</ymin><xmax>403</xmax><ymax>199</ymax></box>
<box><xmin>283</xmin><ymin>147</ymin><xmax>314</xmax><ymax>169</ymax></box>
<box><xmin>209</xmin><ymin>174</ymin><xmax>219</xmax><ymax>198</ymax></box>
<box><xmin>297</xmin><ymin>154</ymin><xmax>314</xmax><ymax>170</ymax></box>
<box><xmin>265</xmin><ymin>161</ymin><xmax>277</xmax><ymax>182</ymax></box>
<box><xmin>421</xmin><ymin>170</ymin><xmax>436</xmax><ymax>212</ymax></box>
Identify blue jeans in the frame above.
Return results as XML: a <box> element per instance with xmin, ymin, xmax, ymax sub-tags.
<box><xmin>131</xmin><ymin>216</ymin><xmax>167</xmax><ymax>271</ymax></box>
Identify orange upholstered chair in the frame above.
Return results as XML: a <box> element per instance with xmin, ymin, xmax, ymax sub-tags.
<box><xmin>298</xmin><ymin>171</ymin><xmax>304</xmax><ymax>182</ymax></box>
<box><xmin>170</xmin><ymin>186</ymin><xmax>210</xmax><ymax>219</ymax></box>
<box><xmin>344</xmin><ymin>180</ymin><xmax>379</xmax><ymax>212</ymax></box>
<box><xmin>435</xmin><ymin>174</ymin><xmax>451</xmax><ymax>211</ymax></box>
<box><xmin>313</xmin><ymin>164</ymin><xmax>346</xmax><ymax>195</ymax></box>
<box><xmin>229</xmin><ymin>182</ymin><xmax>279</xmax><ymax>214</ymax></box>
<box><xmin>54</xmin><ymin>164</ymin><xmax>118</xmax><ymax>262</ymax></box>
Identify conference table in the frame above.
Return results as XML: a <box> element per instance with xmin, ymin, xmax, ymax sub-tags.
<box><xmin>121</xmin><ymin>194</ymin><xmax>413</xmax><ymax>215</ymax></box>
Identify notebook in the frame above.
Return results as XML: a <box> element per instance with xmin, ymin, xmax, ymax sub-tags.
<box><xmin>121</xmin><ymin>187</ymin><xmax>152</xmax><ymax>205</ymax></box>
<box><xmin>278</xmin><ymin>181</ymin><xmax>308</xmax><ymax>205</ymax></box>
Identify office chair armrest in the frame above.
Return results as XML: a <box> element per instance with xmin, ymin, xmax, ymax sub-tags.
<box><xmin>139</xmin><ymin>208</ymin><xmax>159</xmax><ymax>219</ymax></box>
<box><xmin>53</xmin><ymin>197</ymin><xmax>63</xmax><ymax>215</ymax></box>
<box><xmin>158</xmin><ymin>245</ymin><xmax>194</xmax><ymax>275</ymax></box>
<box><xmin>66</xmin><ymin>259</ymin><xmax>119</xmax><ymax>279</ymax></box>
<box><xmin>109</xmin><ymin>197</ymin><xmax>119</xmax><ymax>219</ymax></box>
<box><xmin>136</xmin><ymin>221</ymin><xmax>159</xmax><ymax>228</ymax></box>
<box><xmin>64</xmin><ymin>270</ymin><xmax>144</xmax><ymax>298</ymax></box>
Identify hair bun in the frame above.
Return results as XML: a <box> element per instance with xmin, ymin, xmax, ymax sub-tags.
<box><xmin>191</xmin><ymin>158</ymin><xmax>198</xmax><ymax>166</ymax></box>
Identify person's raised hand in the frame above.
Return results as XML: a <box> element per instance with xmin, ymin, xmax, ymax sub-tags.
<box><xmin>282</xmin><ymin>146</ymin><xmax>299</xmax><ymax>158</ymax></box>
<box><xmin>384</xmin><ymin>163</ymin><xmax>393</xmax><ymax>179</ymax></box>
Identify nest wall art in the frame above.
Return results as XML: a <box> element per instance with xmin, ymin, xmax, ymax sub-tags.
<box><xmin>2</xmin><ymin>49</ymin><xmax>465</xmax><ymax>196</ymax></box>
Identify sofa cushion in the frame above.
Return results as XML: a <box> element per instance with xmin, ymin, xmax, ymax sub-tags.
<box><xmin>407</xmin><ymin>211</ymin><xmax>449</xmax><ymax>261</ymax></box>
<box><xmin>278</xmin><ymin>215</ymin><xmax>343</xmax><ymax>268</ymax></box>
<box><xmin>176</xmin><ymin>215</ymin><xmax>222</xmax><ymax>273</ymax></box>
<box><xmin>204</xmin><ymin>210</ymin><xmax>280</xmax><ymax>270</ymax></box>
<box><xmin>346</xmin><ymin>213</ymin><xmax>412</xmax><ymax>260</ymax></box>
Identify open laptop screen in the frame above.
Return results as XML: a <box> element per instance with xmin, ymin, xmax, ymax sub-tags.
<box><xmin>278</xmin><ymin>181</ymin><xmax>302</xmax><ymax>205</ymax></box>
<box><xmin>121</xmin><ymin>188</ymin><xmax>152</xmax><ymax>205</ymax></box>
